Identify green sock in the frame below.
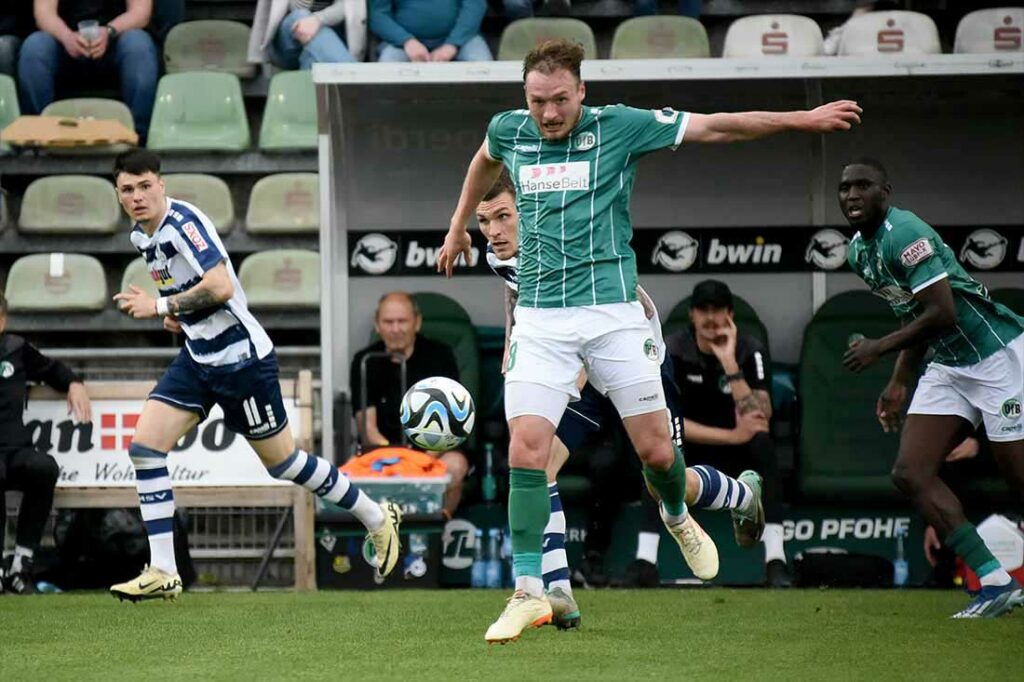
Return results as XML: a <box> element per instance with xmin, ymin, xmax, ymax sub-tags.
<box><xmin>643</xmin><ymin>444</ymin><xmax>687</xmax><ymax>516</ymax></box>
<box><xmin>946</xmin><ymin>523</ymin><xmax>1000</xmax><ymax>578</ymax></box>
<box><xmin>508</xmin><ymin>467</ymin><xmax>549</xmax><ymax>579</ymax></box>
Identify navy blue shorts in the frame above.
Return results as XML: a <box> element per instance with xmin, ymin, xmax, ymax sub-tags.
<box><xmin>150</xmin><ymin>350</ymin><xmax>288</xmax><ymax>441</ymax></box>
<box><xmin>556</xmin><ymin>354</ymin><xmax>685</xmax><ymax>452</ymax></box>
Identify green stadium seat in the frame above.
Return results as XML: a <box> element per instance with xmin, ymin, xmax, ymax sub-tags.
<box><xmin>798</xmin><ymin>291</ymin><xmax>903</xmax><ymax>500</ymax></box>
<box><xmin>148</xmin><ymin>73</ymin><xmax>250</xmax><ymax>152</ymax></box>
<box><xmin>991</xmin><ymin>288</ymin><xmax>1024</xmax><ymax>317</ymax></box>
<box><xmin>0</xmin><ymin>73</ymin><xmax>20</xmax><ymax>155</ymax></box>
<box><xmin>163</xmin><ymin>20</ymin><xmax>256</xmax><ymax>78</ymax></box>
<box><xmin>663</xmin><ymin>294</ymin><xmax>770</xmax><ymax>350</ymax></box>
<box><xmin>5</xmin><ymin>253</ymin><xmax>107</xmax><ymax>312</ymax></box>
<box><xmin>498</xmin><ymin>19</ymin><xmax>599</xmax><ymax>61</ymax></box>
<box><xmin>163</xmin><ymin>173</ymin><xmax>235</xmax><ymax>234</ymax></box>
<box><xmin>259</xmin><ymin>71</ymin><xmax>316</xmax><ymax>152</ymax></box>
<box><xmin>610</xmin><ymin>16</ymin><xmax>710</xmax><ymax>59</ymax></box>
<box><xmin>120</xmin><ymin>257</ymin><xmax>159</xmax><ymax>300</ymax></box>
<box><xmin>40</xmin><ymin>97</ymin><xmax>135</xmax><ymax>155</ymax></box>
<box><xmin>238</xmin><ymin>250</ymin><xmax>320</xmax><ymax>309</ymax></box>
<box><xmin>18</xmin><ymin>175</ymin><xmax>121</xmax><ymax>235</ymax></box>
<box><xmin>245</xmin><ymin>173</ymin><xmax>318</xmax><ymax>234</ymax></box>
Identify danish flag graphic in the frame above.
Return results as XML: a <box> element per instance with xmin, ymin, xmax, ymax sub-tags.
<box><xmin>101</xmin><ymin>413</ymin><xmax>139</xmax><ymax>451</ymax></box>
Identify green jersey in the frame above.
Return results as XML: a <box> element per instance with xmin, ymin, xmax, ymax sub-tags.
<box><xmin>848</xmin><ymin>206</ymin><xmax>1024</xmax><ymax>367</ymax></box>
<box><xmin>486</xmin><ymin>104</ymin><xmax>688</xmax><ymax>308</ymax></box>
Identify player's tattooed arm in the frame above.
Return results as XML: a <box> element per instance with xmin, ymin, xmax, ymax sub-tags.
<box><xmin>736</xmin><ymin>390</ymin><xmax>772</xmax><ymax>420</ymax></box>
<box><xmin>168</xmin><ymin>261</ymin><xmax>234</xmax><ymax>316</ymax></box>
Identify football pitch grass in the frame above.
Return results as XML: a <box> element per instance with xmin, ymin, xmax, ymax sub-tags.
<box><xmin>1</xmin><ymin>589</ymin><xmax>1018</xmax><ymax>680</ymax></box>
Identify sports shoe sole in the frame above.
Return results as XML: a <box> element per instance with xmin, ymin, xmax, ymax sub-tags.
<box><xmin>952</xmin><ymin>587</ymin><xmax>1024</xmax><ymax>618</ymax></box>
<box><xmin>486</xmin><ymin>613</ymin><xmax>553</xmax><ymax>644</ymax></box>
<box><xmin>553</xmin><ymin>610</ymin><xmax>581</xmax><ymax>630</ymax></box>
<box><xmin>110</xmin><ymin>589</ymin><xmax>180</xmax><ymax>603</ymax></box>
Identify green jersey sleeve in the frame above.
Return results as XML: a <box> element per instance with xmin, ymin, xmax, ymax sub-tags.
<box><xmin>612</xmin><ymin>105</ymin><xmax>690</xmax><ymax>156</ymax></box>
<box><xmin>885</xmin><ymin>217</ymin><xmax>948</xmax><ymax>294</ymax></box>
<box><xmin>486</xmin><ymin>110</ymin><xmax>526</xmax><ymax>164</ymax></box>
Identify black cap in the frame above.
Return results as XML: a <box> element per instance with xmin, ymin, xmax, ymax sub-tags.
<box><xmin>690</xmin><ymin>279</ymin><xmax>733</xmax><ymax>310</ymax></box>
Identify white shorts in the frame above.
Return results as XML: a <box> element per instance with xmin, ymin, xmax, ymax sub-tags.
<box><xmin>504</xmin><ymin>302</ymin><xmax>665</xmax><ymax>425</ymax></box>
<box><xmin>908</xmin><ymin>334</ymin><xmax>1024</xmax><ymax>442</ymax></box>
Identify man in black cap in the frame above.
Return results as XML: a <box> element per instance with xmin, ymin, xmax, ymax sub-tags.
<box><xmin>665</xmin><ymin>279</ymin><xmax>791</xmax><ymax>587</ymax></box>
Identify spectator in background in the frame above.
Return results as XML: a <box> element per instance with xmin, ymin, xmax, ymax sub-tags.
<box><xmin>0</xmin><ymin>3</ymin><xmax>35</xmax><ymax>76</ymax></box>
<box><xmin>18</xmin><ymin>0</ymin><xmax>159</xmax><ymax>140</ymax></box>
<box><xmin>370</xmin><ymin>0</ymin><xmax>492</xmax><ymax>62</ymax></box>
<box><xmin>824</xmin><ymin>0</ymin><xmax>902</xmax><ymax>55</ymax></box>
<box><xmin>151</xmin><ymin>0</ymin><xmax>184</xmax><ymax>45</ymax></box>
<box><xmin>0</xmin><ymin>292</ymin><xmax>92</xmax><ymax>594</ymax></box>
<box><xmin>633</xmin><ymin>0</ymin><xmax>701</xmax><ymax>19</ymax></box>
<box><xmin>502</xmin><ymin>0</ymin><xmax>571</xmax><ymax>19</ymax></box>
<box><xmin>350</xmin><ymin>292</ymin><xmax>470</xmax><ymax>519</ymax></box>
<box><xmin>666</xmin><ymin>280</ymin><xmax>792</xmax><ymax>587</ymax></box>
<box><xmin>249</xmin><ymin>0</ymin><xmax>364</xmax><ymax>70</ymax></box>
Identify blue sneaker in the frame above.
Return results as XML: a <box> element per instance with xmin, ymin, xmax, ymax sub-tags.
<box><xmin>951</xmin><ymin>579</ymin><xmax>1024</xmax><ymax>619</ymax></box>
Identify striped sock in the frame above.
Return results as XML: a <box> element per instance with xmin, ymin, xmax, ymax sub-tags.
<box><xmin>542</xmin><ymin>482</ymin><xmax>572</xmax><ymax>595</ymax></box>
<box><xmin>690</xmin><ymin>465</ymin><xmax>753</xmax><ymax>513</ymax></box>
<box><xmin>129</xmin><ymin>443</ymin><xmax>178</xmax><ymax>575</ymax></box>
<box><xmin>268</xmin><ymin>449</ymin><xmax>384</xmax><ymax>531</ymax></box>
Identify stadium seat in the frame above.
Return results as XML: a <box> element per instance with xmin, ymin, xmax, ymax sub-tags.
<box><xmin>0</xmin><ymin>73</ymin><xmax>20</xmax><ymax>155</ymax></box>
<box><xmin>18</xmin><ymin>175</ymin><xmax>121</xmax><ymax>235</ymax></box>
<box><xmin>722</xmin><ymin>15</ymin><xmax>824</xmax><ymax>58</ymax></box>
<box><xmin>245</xmin><ymin>173</ymin><xmax>318</xmax><ymax>234</ymax></box>
<box><xmin>662</xmin><ymin>294</ymin><xmax>770</xmax><ymax>350</ymax></box>
<box><xmin>5</xmin><ymin>253</ymin><xmax>107</xmax><ymax>312</ymax></box>
<box><xmin>163</xmin><ymin>20</ymin><xmax>256</xmax><ymax>78</ymax></box>
<box><xmin>798</xmin><ymin>291</ymin><xmax>902</xmax><ymax>500</ymax></box>
<box><xmin>40</xmin><ymin>97</ymin><xmax>135</xmax><ymax>155</ymax></box>
<box><xmin>147</xmin><ymin>73</ymin><xmax>250</xmax><ymax>152</ymax></box>
<box><xmin>992</xmin><ymin>288</ymin><xmax>1024</xmax><ymax>316</ymax></box>
<box><xmin>163</xmin><ymin>173</ymin><xmax>235</xmax><ymax>234</ymax></box>
<box><xmin>121</xmin><ymin>257</ymin><xmax>159</xmax><ymax>299</ymax></box>
<box><xmin>610</xmin><ymin>16</ymin><xmax>710</xmax><ymax>59</ymax></box>
<box><xmin>238</xmin><ymin>250</ymin><xmax>320</xmax><ymax>309</ymax></box>
<box><xmin>498</xmin><ymin>19</ymin><xmax>598</xmax><ymax>61</ymax></box>
<box><xmin>954</xmin><ymin>8</ymin><xmax>1024</xmax><ymax>53</ymax></box>
<box><xmin>259</xmin><ymin>70</ymin><xmax>316</xmax><ymax>152</ymax></box>
<box><xmin>838</xmin><ymin>11</ymin><xmax>941</xmax><ymax>56</ymax></box>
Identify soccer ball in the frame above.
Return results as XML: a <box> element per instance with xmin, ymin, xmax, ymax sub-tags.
<box><xmin>400</xmin><ymin>376</ymin><xmax>475</xmax><ymax>452</ymax></box>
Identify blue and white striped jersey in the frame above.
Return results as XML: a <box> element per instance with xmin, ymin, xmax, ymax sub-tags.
<box><xmin>129</xmin><ymin>198</ymin><xmax>274</xmax><ymax>367</ymax></box>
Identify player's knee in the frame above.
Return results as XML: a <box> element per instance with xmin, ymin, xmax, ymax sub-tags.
<box><xmin>509</xmin><ymin>433</ymin><xmax>548</xmax><ymax>469</ymax></box>
<box><xmin>890</xmin><ymin>459</ymin><xmax>921</xmax><ymax>496</ymax></box>
<box><xmin>636</xmin><ymin>439</ymin><xmax>674</xmax><ymax>470</ymax></box>
<box><xmin>26</xmin><ymin>452</ymin><xmax>59</xmax><ymax>488</ymax></box>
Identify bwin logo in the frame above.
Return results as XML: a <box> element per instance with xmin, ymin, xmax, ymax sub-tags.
<box><xmin>652</xmin><ymin>231</ymin><xmax>698</xmax><ymax>272</ymax></box>
<box><xmin>959</xmin><ymin>229</ymin><xmax>1008</xmax><ymax>270</ymax></box>
<box><xmin>351</xmin><ymin>233</ymin><xmax>399</xmax><ymax>275</ymax></box>
<box><xmin>805</xmin><ymin>229</ymin><xmax>850</xmax><ymax>270</ymax></box>
<box><xmin>707</xmin><ymin>236</ymin><xmax>782</xmax><ymax>266</ymax></box>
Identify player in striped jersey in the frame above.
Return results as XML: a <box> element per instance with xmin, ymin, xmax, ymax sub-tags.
<box><xmin>479</xmin><ymin>171</ymin><xmax>767</xmax><ymax>630</ymax></box>
<box><xmin>840</xmin><ymin>159</ymin><xmax>1024</xmax><ymax>618</ymax></box>
<box><xmin>107</xmin><ymin>150</ymin><xmax>401</xmax><ymax>601</ymax></box>
<box><xmin>440</xmin><ymin>39</ymin><xmax>860</xmax><ymax>642</ymax></box>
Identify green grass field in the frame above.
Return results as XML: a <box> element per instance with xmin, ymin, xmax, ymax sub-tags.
<box><xmin>0</xmin><ymin>589</ymin><xmax>1019</xmax><ymax>680</ymax></box>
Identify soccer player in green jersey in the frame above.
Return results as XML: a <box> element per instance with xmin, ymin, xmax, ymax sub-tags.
<box><xmin>438</xmin><ymin>39</ymin><xmax>862</xmax><ymax>643</ymax></box>
<box><xmin>840</xmin><ymin>159</ymin><xmax>1024</xmax><ymax>618</ymax></box>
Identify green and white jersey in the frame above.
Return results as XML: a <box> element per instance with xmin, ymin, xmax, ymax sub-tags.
<box><xmin>486</xmin><ymin>105</ymin><xmax>688</xmax><ymax>309</ymax></box>
<box><xmin>848</xmin><ymin>206</ymin><xmax>1024</xmax><ymax>367</ymax></box>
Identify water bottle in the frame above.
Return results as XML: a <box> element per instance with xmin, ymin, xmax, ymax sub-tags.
<box><xmin>482</xmin><ymin>443</ymin><xmax>497</xmax><ymax>503</ymax></box>
<box><xmin>893</xmin><ymin>527</ymin><xmax>909</xmax><ymax>588</ymax></box>
<box><xmin>471</xmin><ymin>528</ymin><xmax>486</xmax><ymax>588</ymax></box>
<box><xmin>485</xmin><ymin>528</ymin><xmax>502</xmax><ymax>588</ymax></box>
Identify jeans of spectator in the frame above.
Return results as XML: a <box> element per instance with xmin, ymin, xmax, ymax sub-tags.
<box><xmin>503</xmin><ymin>0</ymin><xmax>535</xmax><ymax>19</ymax></box>
<box><xmin>633</xmin><ymin>0</ymin><xmax>702</xmax><ymax>17</ymax></box>
<box><xmin>377</xmin><ymin>34</ymin><xmax>493</xmax><ymax>62</ymax></box>
<box><xmin>152</xmin><ymin>0</ymin><xmax>186</xmax><ymax>44</ymax></box>
<box><xmin>17</xmin><ymin>29</ymin><xmax>159</xmax><ymax>139</ymax></box>
<box><xmin>0</xmin><ymin>35</ymin><xmax>20</xmax><ymax>76</ymax></box>
<box><xmin>273</xmin><ymin>9</ymin><xmax>356</xmax><ymax>69</ymax></box>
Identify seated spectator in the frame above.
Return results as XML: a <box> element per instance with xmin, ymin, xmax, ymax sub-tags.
<box><xmin>0</xmin><ymin>3</ymin><xmax>35</xmax><ymax>76</ymax></box>
<box><xmin>151</xmin><ymin>0</ymin><xmax>184</xmax><ymax>45</ymax></box>
<box><xmin>17</xmin><ymin>0</ymin><xmax>159</xmax><ymax>140</ymax></box>
<box><xmin>369</xmin><ymin>0</ymin><xmax>492</xmax><ymax>62</ymax></box>
<box><xmin>666</xmin><ymin>280</ymin><xmax>791</xmax><ymax>587</ymax></box>
<box><xmin>0</xmin><ymin>292</ymin><xmax>92</xmax><ymax>594</ymax></box>
<box><xmin>823</xmin><ymin>0</ymin><xmax>902</xmax><ymax>55</ymax></box>
<box><xmin>350</xmin><ymin>292</ymin><xmax>470</xmax><ymax>519</ymax></box>
<box><xmin>502</xmin><ymin>0</ymin><xmax>571</xmax><ymax>19</ymax></box>
<box><xmin>632</xmin><ymin>0</ymin><xmax>701</xmax><ymax>19</ymax></box>
<box><xmin>249</xmin><ymin>0</ymin><xmax>362</xmax><ymax>70</ymax></box>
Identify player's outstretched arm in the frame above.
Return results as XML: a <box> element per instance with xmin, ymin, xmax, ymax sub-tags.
<box><xmin>438</xmin><ymin>140</ymin><xmax>503</xmax><ymax>278</ymax></box>
<box><xmin>113</xmin><ymin>262</ymin><xmax>234</xmax><ymax>319</ymax></box>
<box><xmin>683</xmin><ymin>100</ymin><xmax>862</xmax><ymax>144</ymax></box>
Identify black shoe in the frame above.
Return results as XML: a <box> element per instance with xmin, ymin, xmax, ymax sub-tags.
<box><xmin>572</xmin><ymin>550</ymin><xmax>609</xmax><ymax>588</ymax></box>
<box><xmin>622</xmin><ymin>559</ymin><xmax>660</xmax><ymax>588</ymax></box>
<box><xmin>765</xmin><ymin>559</ymin><xmax>792</xmax><ymax>588</ymax></box>
<box><xmin>3</xmin><ymin>557</ymin><xmax>39</xmax><ymax>595</ymax></box>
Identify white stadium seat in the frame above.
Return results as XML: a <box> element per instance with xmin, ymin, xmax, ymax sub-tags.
<box><xmin>723</xmin><ymin>15</ymin><xmax>824</xmax><ymax>58</ymax></box>
<box><xmin>838</xmin><ymin>11</ymin><xmax>941</xmax><ymax>56</ymax></box>
<box><xmin>954</xmin><ymin>8</ymin><xmax>1024</xmax><ymax>53</ymax></box>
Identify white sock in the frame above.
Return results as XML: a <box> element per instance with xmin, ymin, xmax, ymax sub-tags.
<box><xmin>762</xmin><ymin>523</ymin><xmax>785</xmax><ymax>564</ymax></box>
<box><xmin>516</xmin><ymin>575</ymin><xmax>545</xmax><ymax>598</ymax></box>
<box><xmin>660</xmin><ymin>502</ymin><xmax>688</xmax><ymax>527</ymax></box>
<box><xmin>11</xmin><ymin>546</ymin><xmax>33</xmax><ymax>574</ymax></box>
<box><xmin>979</xmin><ymin>567</ymin><xmax>1012</xmax><ymax>588</ymax></box>
<box><xmin>130</xmin><ymin>443</ymin><xmax>178</xmax><ymax>575</ymax></box>
<box><xmin>268</xmin><ymin>449</ymin><xmax>385</xmax><ymax>530</ymax></box>
<box><xmin>636</xmin><ymin>532</ymin><xmax>660</xmax><ymax>565</ymax></box>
